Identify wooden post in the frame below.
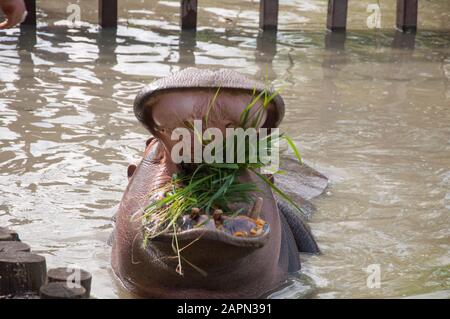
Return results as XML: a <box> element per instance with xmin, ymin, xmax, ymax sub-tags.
<box><xmin>99</xmin><ymin>0</ymin><xmax>118</xmax><ymax>28</ymax></box>
<box><xmin>256</xmin><ymin>30</ymin><xmax>277</xmax><ymax>58</ymax></box>
<box><xmin>326</xmin><ymin>0</ymin><xmax>348</xmax><ymax>32</ymax></box>
<box><xmin>325</xmin><ymin>31</ymin><xmax>346</xmax><ymax>50</ymax></box>
<box><xmin>179</xmin><ymin>30</ymin><xmax>197</xmax><ymax>65</ymax></box>
<box><xmin>259</xmin><ymin>0</ymin><xmax>279</xmax><ymax>31</ymax></box>
<box><xmin>40</xmin><ymin>282</ymin><xmax>86</xmax><ymax>299</ymax></box>
<box><xmin>0</xmin><ymin>227</ymin><xmax>20</xmax><ymax>241</ymax></box>
<box><xmin>47</xmin><ymin>267</ymin><xmax>92</xmax><ymax>298</ymax></box>
<box><xmin>0</xmin><ymin>252</ymin><xmax>47</xmax><ymax>295</ymax></box>
<box><xmin>22</xmin><ymin>0</ymin><xmax>36</xmax><ymax>26</ymax></box>
<box><xmin>392</xmin><ymin>30</ymin><xmax>416</xmax><ymax>49</ymax></box>
<box><xmin>0</xmin><ymin>241</ymin><xmax>30</xmax><ymax>253</ymax></box>
<box><xmin>396</xmin><ymin>0</ymin><xmax>418</xmax><ymax>32</ymax></box>
<box><xmin>181</xmin><ymin>0</ymin><xmax>197</xmax><ymax>30</ymax></box>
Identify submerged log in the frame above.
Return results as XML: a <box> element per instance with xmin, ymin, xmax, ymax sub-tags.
<box><xmin>0</xmin><ymin>252</ymin><xmax>47</xmax><ymax>295</ymax></box>
<box><xmin>47</xmin><ymin>267</ymin><xmax>92</xmax><ymax>298</ymax></box>
<box><xmin>0</xmin><ymin>227</ymin><xmax>20</xmax><ymax>241</ymax></box>
<box><xmin>40</xmin><ymin>282</ymin><xmax>86</xmax><ymax>299</ymax></box>
<box><xmin>0</xmin><ymin>241</ymin><xmax>30</xmax><ymax>254</ymax></box>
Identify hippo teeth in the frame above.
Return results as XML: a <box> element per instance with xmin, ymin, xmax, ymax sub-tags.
<box><xmin>248</xmin><ymin>197</ymin><xmax>263</xmax><ymax>219</ymax></box>
<box><xmin>176</xmin><ymin>211</ymin><xmax>267</xmax><ymax>238</ymax></box>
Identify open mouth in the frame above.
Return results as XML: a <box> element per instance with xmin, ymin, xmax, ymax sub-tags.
<box><xmin>141</xmin><ymin>170</ymin><xmax>272</xmax><ymax>248</ymax></box>
<box><xmin>151</xmin><ymin>215</ymin><xmax>271</xmax><ymax>249</ymax></box>
<box><xmin>132</xmin><ymin>69</ymin><xmax>289</xmax><ymax>266</ymax></box>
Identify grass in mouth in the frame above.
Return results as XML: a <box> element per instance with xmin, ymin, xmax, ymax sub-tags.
<box><xmin>141</xmin><ymin>87</ymin><xmax>304</xmax><ymax>275</ymax></box>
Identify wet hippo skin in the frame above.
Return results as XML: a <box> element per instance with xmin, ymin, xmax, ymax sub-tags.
<box><xmin>111</xmin><ymin>68</ymin><xmax>327</xmax><ymax>298</ymax></box>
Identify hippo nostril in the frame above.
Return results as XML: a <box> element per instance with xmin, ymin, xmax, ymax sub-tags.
<box><xmin>127</xmin><ymin>164</ymin><xmax>137</xmax><ymax>178</ymax></box>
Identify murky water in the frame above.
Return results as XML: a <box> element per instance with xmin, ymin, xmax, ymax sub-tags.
<box><xmin>0</xmin><ymin>0</ymin><xmax>449</xmax><ymax>298</ymax></box>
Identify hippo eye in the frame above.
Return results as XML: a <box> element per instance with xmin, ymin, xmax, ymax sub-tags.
<box><xmin>127</xmin><ymin>164</ymin><xmax>137</xmax><ymax>178</ymax></box>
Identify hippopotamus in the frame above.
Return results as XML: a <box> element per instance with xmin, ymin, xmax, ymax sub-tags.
<box><xmin>110</xmin><ymin>68</ymin><xmax>328</xmax><ymax>298</ymax></box>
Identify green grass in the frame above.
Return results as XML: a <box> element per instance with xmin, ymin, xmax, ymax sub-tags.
<box><xmin>141</xmin><ymin>87</ymin><xmax>304</xmax><ymax>275</ymax></box>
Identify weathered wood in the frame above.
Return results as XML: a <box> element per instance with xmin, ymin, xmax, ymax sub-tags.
<box><xmin>22</xmin><ymin>0</ymin><xmax>36</xmax><ymax>26</ymax></box>
<box><xmin>0</xmin><ymin>241</ymin><xmax>30</xmax><ymax>253</ymax></box>
<box><xmin>0</xmin><ymin>227</ymin><xmax>20</xmax><ymax>241</ymax></box>
<box><xmin>40</xmin><ymin>282</ymin><xmax>86</xmax><ymax>299</ymax></box>
<box><xmin>47</xmin><ymin>267</ymin><xmax>92</xmax><ymax>298</ymax></box>
<box><xmin>99</xmin><ymin>0</ymin><xmax>118</xmax><ymax>28</ymax></box>
<box><xmin>0</xmin><ymin>291</ymin><xmax>40</xmax><ymax>299</ymax></box>
<box><xmin>326</xmin><ymin>0</ymin><xmax>348</xmax><ymax>32</ymax></box>
<box><xmin>396</xmin><ymin>0</ymin><xmax>418</xmax><ymax>32</ymax></box>
<box><xmin>259</xmin><ymin>0</ymin><xmax>279</xmax><ymax>31</ymax></box>
<box><xmin>0</xmin><ymin>252</ymin><xmax>46</xmax><ymax>295</ymax></box>
<box><xmin>181</xmin><ymin>0</ymin><xmax>197</xmax><ymax>30</ymax></box>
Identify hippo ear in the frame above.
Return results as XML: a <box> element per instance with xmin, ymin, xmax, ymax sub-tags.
<box><xmin>127</xmin><ymin>164</ymin><xmax>137</xmax><ymax>179</ymax></box>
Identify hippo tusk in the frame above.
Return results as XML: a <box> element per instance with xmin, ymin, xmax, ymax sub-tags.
<box><xmin>249</xmin><ymin>197</ymin><xmax>263</xmax><ymax>219</ymax></box>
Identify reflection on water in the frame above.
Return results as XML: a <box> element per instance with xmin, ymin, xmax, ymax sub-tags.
<box><xmin>0</xmin><ymin>0</ymin><xmax>449</xmax><ymax>299</ymax></box>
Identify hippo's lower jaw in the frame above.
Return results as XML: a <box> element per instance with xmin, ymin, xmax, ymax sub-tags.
<box><xmin>112</xmin><ymin>221</ymin><xmax>282</xmax><ymax>299</ymax></box>
<box><xmin>111</xmin><ymin>136</ymin><xmax>288</xmax><ymax>299</ymax></box>
<box><xmin>152</xmin><ymin>222</ymin><xmax>270</xmax><ymax>249</ymax></box>
<box><xmin>147</xmin><ymin>223</ymin><xmax>271</xmax><ymax>275</ymax></box>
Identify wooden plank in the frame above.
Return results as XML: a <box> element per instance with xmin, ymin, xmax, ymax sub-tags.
<box><xmin>259</xmin><ymin>0</ymin><xmax>279</xmax><ymax>31</ymax></box>
<box><xmin>181</xmin><ymin>0</ymin><xmax>198</xmax><ymax>30</ymax></box>
<box><xmin>326</xmin><ymin>0</ymin><xmax>348</xmax><ymax>32</ymax></box>
<box><xmin>396</xmin><ymin>0</ymin><xmax>418</xmax><ymax>32</ymax></box>
<box><xmin>99</xmin><ymin>0</ymin><xmax>118</xmax><ymax>28</ymax></box>
<box><xmin>22</xmin><ymin>0</ymin><xmax>36</xmax><ymax>26</ymax></box>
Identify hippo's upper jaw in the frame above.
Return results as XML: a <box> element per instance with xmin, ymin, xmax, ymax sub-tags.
<box><xmin>134</xmin><ymin>68</ymin><xmax>285</xmax><ymax>135</ymax></box>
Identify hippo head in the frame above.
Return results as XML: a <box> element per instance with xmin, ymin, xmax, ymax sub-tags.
<box><xmin>134</xmin><ymin>68</ymin><xmax>284</xmax><ymax>154</ymax></box>
<box><xmin>111</xmin><ymin>68</ymin><xmax>291</xmax><ymax>298</ymax></box>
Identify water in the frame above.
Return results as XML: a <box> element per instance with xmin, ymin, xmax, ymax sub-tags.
<box><xmin>0</xmin><ymin>0</ymin><xmax>449</xmax><ymax>299</ymax></box>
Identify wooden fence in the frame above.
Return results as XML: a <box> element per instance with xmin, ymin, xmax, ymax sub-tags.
<box><xmin>21</xmin><ymin>0</ymin><xmax>419</xmax><ymax>32</ymax></box>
